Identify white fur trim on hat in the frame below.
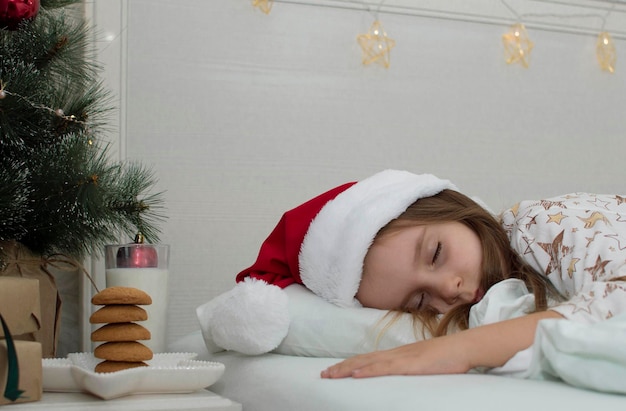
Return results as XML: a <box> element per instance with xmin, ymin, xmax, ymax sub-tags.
<box><xmin>197</xmin><ymin>277</ymin><xmax>290</xmax><ymax>355</ymax></box>
<box><xmin>298</xmin><ymin>170</ymin><xmax>457</xmax><ymax>307</ymax></box>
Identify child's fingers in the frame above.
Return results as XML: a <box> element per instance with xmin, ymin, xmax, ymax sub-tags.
<box><xmin>321</xmin><ymin>352</ymin><xmax>393</xmax><ymax>379</ymax></box>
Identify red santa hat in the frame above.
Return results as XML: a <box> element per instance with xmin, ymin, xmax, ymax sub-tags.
<box><xmin>197</xmin><ymin>170</ymin><xmax>457</xmax><ymax>355</ymax></box>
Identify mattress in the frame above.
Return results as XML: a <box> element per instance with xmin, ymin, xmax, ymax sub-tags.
<box><xmin>171</xmin><ymin>331</ymin><xmax>626</xmax><ymax>411</ymax></box>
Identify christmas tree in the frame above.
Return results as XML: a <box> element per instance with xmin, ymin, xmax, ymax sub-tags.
<box><xmin>0</xmin><ymin>0</ymin><xmax>164</xmax><ymax>261</ymax></box>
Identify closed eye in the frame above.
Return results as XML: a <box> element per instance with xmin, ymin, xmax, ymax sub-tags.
<box><xmin>416</xmin><ymin>293</ymin><xmax>425</xmax><ymax>310</ymax></box>
<box><xmin>432</xmin><ymin>242</ymin><xmax>442</xmax><ymax>264</ymax></box>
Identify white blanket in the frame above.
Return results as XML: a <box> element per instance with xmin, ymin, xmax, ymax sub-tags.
<box><xmin>470</xmin><ymin>279</ymin><xmax>626</xmax><ymax>394</ymax></box>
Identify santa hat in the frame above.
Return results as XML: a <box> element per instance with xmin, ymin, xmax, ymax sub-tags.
<box><xmin>197</xmin><ymin>170</ymin><xmax>457</xmax><ymax>355</ymax></box>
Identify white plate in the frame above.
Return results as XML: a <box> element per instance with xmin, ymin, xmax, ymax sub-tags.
<box><xmin>43</xmin><ymin>352</ymin><xmax>225</xmax><ymax>400</ymax></box>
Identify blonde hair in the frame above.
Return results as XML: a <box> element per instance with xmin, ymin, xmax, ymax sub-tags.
<box><xmin>375</xmin><ymin>189</ymin><xmax>560</xmax><ymax>338</ymax></box>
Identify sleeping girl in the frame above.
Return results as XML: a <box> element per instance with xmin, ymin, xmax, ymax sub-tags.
<box><xmin>196</xmin><ymin>169</ymin><xmax>626</xmax><ymax>390</ymax></box>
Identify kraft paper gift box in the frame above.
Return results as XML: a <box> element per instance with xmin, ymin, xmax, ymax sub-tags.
<box><xmin>0</xmin><ymin>340</ymin><xmax>43</xmax><ymax>405</ymax></box>
<box><xmin>0</xmin><ymin>241</ymin><xmax>62</xmax><ymax>357</ymax></box>
<box><xmin>0</xmin><ymin>277</ymin><xmax>41</xmax><ymax>341</ymax></box>
<box><xmin>0</xmin><ymin>277</ymin><xmax>43</xmax><ymax>405</ymax></box>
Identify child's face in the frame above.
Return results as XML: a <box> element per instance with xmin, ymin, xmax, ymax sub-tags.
<box><xmin>356</xmin><ymin>221</ymin><xmax>485</xmax><ymax>313</ymax></box>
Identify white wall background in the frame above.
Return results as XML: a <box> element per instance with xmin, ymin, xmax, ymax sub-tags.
<box><xmin>84</xmin><ymin>0</ymin><xmax>626</xmax><ymax>349</ymax></box>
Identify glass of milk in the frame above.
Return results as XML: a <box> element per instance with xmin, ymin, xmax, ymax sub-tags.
<box><xmin>104</xmin><ymin>242</ymin><xmax>170</xmax><ymax>353</ymax></box>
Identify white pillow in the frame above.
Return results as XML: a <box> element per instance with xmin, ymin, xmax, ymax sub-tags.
<box><xmin>274</xmin><ymin>284</ymin><xmax>423</xmax><ymax>357</ymax></box>
<box><xmin>193</xmin><ymin>283</ymin><xmax>425</xmax><ymax>358</ymax></box>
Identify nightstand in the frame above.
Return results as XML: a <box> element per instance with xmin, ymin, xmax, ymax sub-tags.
<box><xmin>6</xmin><ymin>389</ymin><xmax>241</xmax><ymax>410</ymax></box>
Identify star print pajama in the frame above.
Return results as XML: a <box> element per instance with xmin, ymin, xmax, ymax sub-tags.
<box><xmin>501</xmin><ymin>192</ymin><xmax>626</xmax><ymax>323</ymax></box>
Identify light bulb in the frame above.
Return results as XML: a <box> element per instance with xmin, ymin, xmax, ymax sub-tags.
<box><xmin>596</xmin><ymin>32</ymin><xmax>616</xmax><ymax>73</ymax></box>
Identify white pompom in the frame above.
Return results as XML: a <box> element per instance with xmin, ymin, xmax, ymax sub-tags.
<box><xmin>208</xmin><ymin>277</ymin><xmax>290</xmax><ymax>355</ymax></box>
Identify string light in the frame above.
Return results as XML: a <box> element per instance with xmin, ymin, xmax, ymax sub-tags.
<box><xmin>502</xmin><ymin>23</ymin><xmax>534</xmax><ymax>68</ymax></box>
<box><xmin>500</xmin><ymin>0</ymin><xmax>618</xmax><ymax>72</ymax></box>
<box><xmin>596</xmin><ymin>31</ymin><xmax>616</xmax><ymax>73</ymax></box>
<box><xmin>252</xmin><ymin>0</ymin><xmax>273</xmax><ymax>14</ymax></box>
<box><xmin>0</xmin><ymin>82</ymin><xmax>89</xmax><ymax>127</ymax></box>
<box><xmin>248</xmin><ymin>1</ymin><xmax>619</xmax><ymax>73</ymax></box>
<box><xmin>354</xmin><ymin>1</ymin><xmax>396</xmax><ymax>68</ymax></box>
<box><xmin>357</xmin><ymin>20</ymin><xmax>396</xmax><ymax>68</ymax></box>
<box><xmin>596</xmin><ymin>4</ymin><xmax>616</xmax><ymax>73</ymax></box>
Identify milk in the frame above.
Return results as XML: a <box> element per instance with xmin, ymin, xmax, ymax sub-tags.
<box><xmin>105</xmin><ymin>267</ymin><xmax>169</xmax><ymax>353</ymax></box>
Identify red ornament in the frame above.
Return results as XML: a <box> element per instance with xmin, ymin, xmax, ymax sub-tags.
<box><xmin>0</xmin><ymin>0</ymin><xmax>39</xmax><ymax>30</ymax></box>
<box><xmin>116</xmin><ymin>244</ymin><xmax>158</xmax><ymax>268</ymax></box>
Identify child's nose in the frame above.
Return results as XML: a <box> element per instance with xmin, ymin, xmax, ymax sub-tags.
<box><xmin>440</xmin><ymin>275</ymin><xmax>462</xmax><ymax>303</ymax></box>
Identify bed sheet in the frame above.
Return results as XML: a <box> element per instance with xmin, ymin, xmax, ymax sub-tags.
<box><xmin>170</xmin><ymin>331</ymin><xmax>626</xmax><ymax>411</ymax></box>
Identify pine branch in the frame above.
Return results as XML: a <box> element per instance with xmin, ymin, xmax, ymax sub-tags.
<box><xmin>0</xmin><ymin>1</ymin><xmax>166</xmax><ymax>259</ymax></box>
<box><xmin>19</xmin><ymin>137</ymin><xmax>164</xmax><ymax>257</ymax></box>
<box><xmin>0</xmin><ymin>159</ymin><xmax>30</xmax><ymax>242</ymax></box>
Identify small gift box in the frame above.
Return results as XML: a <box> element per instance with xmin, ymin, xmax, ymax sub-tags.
<box><xmin>0</xmin><ymin>340</ymin><xmax>43</xmax><ymax>405</ymax></box>
<box><xmin>0</xmin><ymin>277</ymin><xmax>43</xmax><ymax>405</ymax></box>
<box><xmin>0</xmin><ymin>277</ymin><xmax>41</xmax><ymax>340</ymax></box>
<box><xmin>0</xmin><ymin>241</ymin><xmax>62</xmax><ymax>357</ymax></box>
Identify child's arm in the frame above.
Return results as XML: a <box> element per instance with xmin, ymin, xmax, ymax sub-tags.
<box><xmin>321</xmin><ymin>310</ymin><xmax>563</xmax><ymax>378</ymax></box>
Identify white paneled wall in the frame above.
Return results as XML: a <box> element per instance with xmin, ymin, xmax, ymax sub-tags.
<box><xmin>85</xmin><ymin>0</ymin><xmax>626</xmax><ymax>347</ymax></box>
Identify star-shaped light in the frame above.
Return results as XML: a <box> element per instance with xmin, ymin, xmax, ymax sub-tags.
<box><xmin>502</xmin><ymin>23</ymin><xmax>533</xmax><ymax>68</ymax></box>
<box><xmin>357</xmin><ymin>20</ymin><xmax>396</xmax><ymax>68</ymax></box>
<box><xmin>596</xmin><ymin>32</ymin><xmax>616</xmax><ymax>73</ymax></box>
<box><xmin>252</xmin><ymin>0</ymin><xmax>273</xmax><ymax>14</ymax></box>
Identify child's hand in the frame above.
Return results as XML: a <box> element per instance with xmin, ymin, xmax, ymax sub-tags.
<box><xmin>320</xmin><ymin>335</ymin><xmax>472</xmax><ymax>379</ymax></box>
